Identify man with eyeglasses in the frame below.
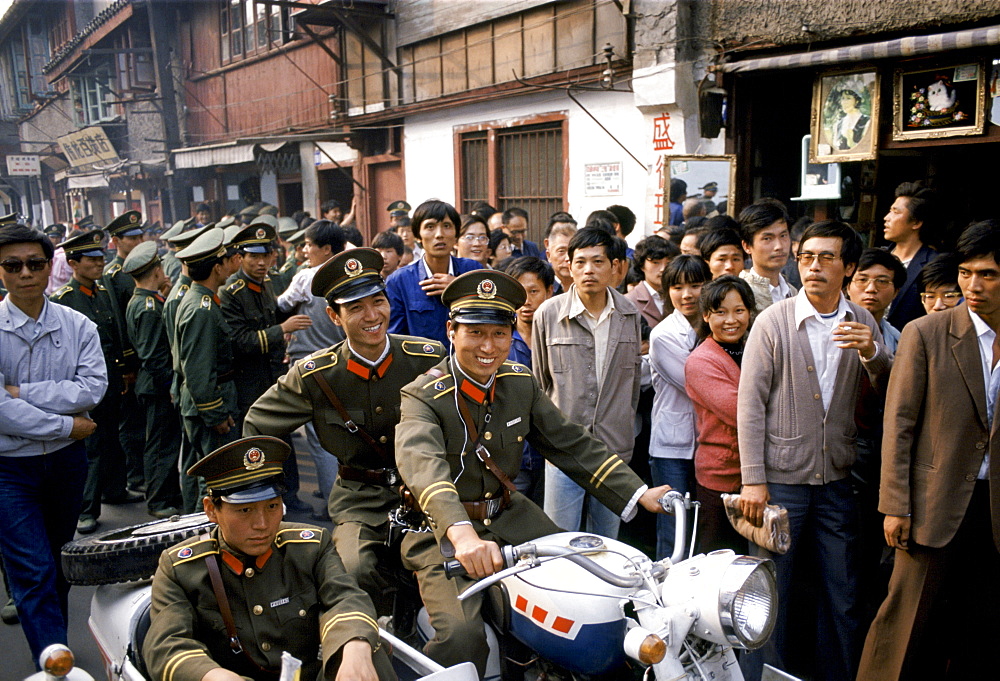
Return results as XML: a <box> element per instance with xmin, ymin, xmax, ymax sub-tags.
<box><xmin>848</xmin><ymin>248</ymin><xmax>908</xmax><ymax>354</ymax></box>
<box><xmin>917</xmin><ymin>251</ymin><xmax>964</xmax><ymax>315</ymax></box>
<box><xmin>501</xmin><ymin>207</ymin><xmax>543</xmax><ymax>259</ymax></box>
<box><xmin>737</xmin><ymin>220</ymin><xmax>893</xmax><ymax>681</ymax></box>
<box><xmin>0</xmin><ymin>223</ymin><xmax>106</xmax><ymax>666</ymax></box>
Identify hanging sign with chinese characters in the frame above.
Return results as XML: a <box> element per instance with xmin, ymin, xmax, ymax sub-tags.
<box><xmin>57</xmin><ymin>127</ymin><xmax>120</xmax><ymax>168</ymax></box>
<box><xmin>6</xmin><ymin>154</ymin><xmax>40</xmax><ymax>176</ymax></box>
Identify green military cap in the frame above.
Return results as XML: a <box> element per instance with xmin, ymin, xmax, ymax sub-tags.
<box><xmin>442</xmin><ymin>270</ymin><xmax>525</xmax><ymax>326</ymax></box>
<box><xmin>249</xmin><ymin>214</ymin><xmax>278</xmax><ymax>230</ymax></box>
<box><xmin>277</xmin><ymin>216</ymin><xmax>298</xmax><ymax>238</ymax></box>
<box><xmin>162</xmin><ymin>220</ymin><xmax>187</xmax><ymax>241</ymax></box>
<box><xmin>287</xmin><ymin>228</ymin><xmax>307</xmax><ymax>246</ymax></box>
<box><xmin>168</xmin><ymin>223</ymin><xmax>214</xmax><ymax>249</ymax></box>
<box><xmin>311</xmin><ymin>247</ymin><xmax>385</xmax><ymax>304</ymax></box>
<box><xmin>258</xmin><ymin>204</ymin><xmax>278</xmax><ymax>217</ymax></box>
<box><xmin>232</xmin><ymin>222</ymin><xmax>276</xmax><ymax>253</ymax></box>
<box><xmin>60</xmin><ymin>229</ymin><xmax>105</xmax><ymax>258</ymax></box>
<box><xmin>45</xmin><ymin>223</ymin><xmax>66</xmax><ymax>238</ymax></box>
<box><xmin>122</xmin><ymin>240</ymin><xmax>161</xmax><ymax>277</ymax></box>
<box><xmin>238</xmin><ymin>205</ymin><xmax>258</xmax><ymax>218</ymax></box>
<box><xmin>0</xmin><ymin>212</ymin><xmax>18</xmax><ymax>226</ymax></box>
<box><xmin>216</xmin><ymin>215</ymin><xmax>236</xmax><ymax>229</ymax></box>
<box><xmin>188</xmin><ymin>435</ymin><xmax>289</xmax><ymax>503</ymax></box>
<box><xmin>386</xmin><ymin>200</ymin><xmax>410</xmax><ymax>217</ymax></box>
<box><xmin>106</xmin><ymin>210</ymin><xmax>144</xmax><ymax>238</ymax></box>
<box><xmin>77</xmin><ymin>215</ymin><xmax>96</xmax><ymax>230</ymax></box>
<box><xmin>176</xmin><ymin>227</ymin><xmax>226</xmax><ymax>264</ymax></box>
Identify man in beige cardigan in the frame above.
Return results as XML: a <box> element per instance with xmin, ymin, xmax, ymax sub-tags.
<box><xmin>737</xmin><ymin>220</ymin><xmax>892</xmax><ymax>681</ymax></box>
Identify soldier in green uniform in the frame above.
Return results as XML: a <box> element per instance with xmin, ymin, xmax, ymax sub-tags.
<box><xmin>395</xmin><ymin>270</ymin><xmax>672</xmax><ymax>675</ymax></box>
<box><xmin>244</xmin><ymin>248</ymin><xmax>445</xmax><ymax>602</ymax></box>
<box><xmin>173</xmin><ymin>229</ymin><xmax>241</xmax><ymax>508</ymax></box>
<box><xmin>159</xmin><ymin>219</ymin><xmax>190</xmax><ymax>284</ymax></box>
<box><xmin>104</xmin><ymin>211</ymin><xmax>147</xmax><ymax>494</ymax></box>
<box><xmin>144</xmin><ymin>436</ymin><xmax>396</xmax><ymax>681</ymax></box>
<box><xmin>50</xmin><ymin>230</ymin><xmax>138</xmax><ymax>534</ymax></box>
<box><xmin>123</xmin><ymin>241</ymin><xmax>183</xmax><ymax>518</ymax></box>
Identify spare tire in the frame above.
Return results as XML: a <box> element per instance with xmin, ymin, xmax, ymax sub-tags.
<box><xmin>62</xmin><ymin>513</ymin><xmax>215</xmax><ymax>585</ymax></box>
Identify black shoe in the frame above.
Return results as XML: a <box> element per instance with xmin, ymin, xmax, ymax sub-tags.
<box><xmin>310</xmin><ymin>509</ymin><xmax>331</xmax><ymax>522</ymax></box>
<box><xmin>103</xmin><ymin>490</ymin><xmax>144</xmax><ymax>504</ymax></box>
<box><xmin>1</xmin><ymin>598</ymin><xmax>17</xmax><ymax>625</ymax></box>
<box><xmin>77</xmin><ymin>517</ymin><xmax>98</xmax><ymax>534</ymax></box>
<box><xmin>284</xmin><ymin>497</ymin><xmax>313</xmax><ymax>514</ymax></box>
<box><xmin>149</xmin><ymin>507</ymin><xmax>181</xmax><ymax>519</ymax></box>
<box><xmin>128</xmin><ymin>483</ymin><xmax>148</xmax><ymax>494</ymax></box>
<box><xmin>312</xmin><ymin>490</ymin><xmax>325</xmax><ymax>500</ymax></box>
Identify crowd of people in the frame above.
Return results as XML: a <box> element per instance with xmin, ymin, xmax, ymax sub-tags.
<box><xmin>0</xmin><ymin>179</ymin><xmax>996</xmax><ymax>681</ymax></box>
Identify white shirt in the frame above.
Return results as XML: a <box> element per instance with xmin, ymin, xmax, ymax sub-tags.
<box><xmin>568</xmin><ymin>288</ymin><xmax>615</xmax><ymax>385</ymax></box>
<box><xmin>769</xmin><ymin>273</ymin><xmax>792</xmax><ymax>305</ymax></box>
<box><xmin>970</xmin><ymin>308</ymin><xmax>999</xmax><ymax>479</ymax></box>
<box><xmin>647</xmin><ymin>308</ymin><xmax>698</xmax><ymax>459</ymax></box>
<box><xmin>276</xmin><ymin>264</ymin><xmax>317</xmax><ymax>312</ymax></box>
<box><xmin>419</xmin><ymin>254</ymin><xmax>454</xmax><ymax>280</ymax></box>
<box><xmin>795</xmin><ymin>292</ymin><xmax>850</xmax><ymax>411</ymax></box>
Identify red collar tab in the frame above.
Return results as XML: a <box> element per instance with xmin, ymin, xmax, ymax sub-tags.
<box><xmin>212</xmin><ymin>294</ymin><xmax>221</xmax><ymax>306</ymax></box>
<box><xmin>221</xmin><ymin>547</ymin><xmax>272</xmax><ymax>575</ymax></box>
<box><xmin>79</xmin><ymin>284</ymin><xmax>94</xmax><ymax>297</ymax></box>
<box><xmin>155</xmin><ymin>293</ymin><xmax>165</xmax><ymax>303</ymax></box>
<box><xmin>347</xmin><ymin>352</ymin><xmax>394</xmax><ymax>380</ymax></box>
<box><xmin>247</xmin><ymin>281</ymin><xmax>262</xmax><ymax>293</ymax></box>
<box><xmin>459</xmin><ymin>378</ymin><xmax>494</xmax><ymax>405</ymax></box>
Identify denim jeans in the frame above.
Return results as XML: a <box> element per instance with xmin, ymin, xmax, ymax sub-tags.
<box><xmin>0</xmin><ymin>442</ymin><xmax>87</xmax><ymax>665</ymax></box>
<box><xmin>303</xmin><ymin>421</ymin><xmax>339</xmax><ymax>503</ymax></box>
<box><xmin>543</xmin><ymin>462</ymin><xmax>621</xmax><ymax>539</ymax></box>
<box><xmin>649</xmin><ymin>457</ymin><xmax>694</xmax><ymax>560</ymax></box>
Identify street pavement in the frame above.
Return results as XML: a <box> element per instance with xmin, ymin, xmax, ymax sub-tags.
<box><xmin>3</xmin><ymin>431</ymin><xmax>327</xmax><ymax>679</ymax></box>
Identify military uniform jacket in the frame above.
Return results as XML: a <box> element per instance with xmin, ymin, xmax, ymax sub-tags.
<box><xmin>396</xmin><ymin>357</ymin><xmax>645</xmax><ymax>559</ymax></box>
<box><xmin>126</xmin><ymin>287</ymin><xmax>172</xmax><ymax>398</ymax></box>
<box><xmin>162</xmin><ymin>250</ymin><xmax>182</xmax><ymax>285</ymax></box>
<box><xmin>50</xmin><ymin>278</ymin><xmax>127</xmax><ymax>381</ymax></box>
<box><xmin>144</xmin><ymin>523</ymin><xmax>382</xmax><ymax>681</ymax></box>
<box><xmin>220</xmin><ymin>270</ymin><xmax>287</xmax><ymax>410</ymax></box>
<box><xmin>164</xmin><ymin>274</ymin><xmax>192</xmax><ymax>402</ymax></box>
<box><xmin>173</xmin><ymin>282</ymin><xmax>238</xmax><ymax>427</ymax></box>
<box><xmin>271</xmin><ymin>257</ymin><xmax>299</xmax><ymax>297</ymax></box>
<box><xmin>103</xmin><ymin>254</ymin><xmax>139</xmax><ymax>371</ymax></box>
<box><xmin>244</xmin><ymin>335</ymin><xmax>445</xmax><ymax>525</ymax></box>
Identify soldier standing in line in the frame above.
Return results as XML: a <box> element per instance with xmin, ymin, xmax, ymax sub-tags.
<box><xmin>173</xmin><ymin>229</ymin><xmax>241</xmax><ymax>508</ymax></box>
<box><xmin>50</xmin><ymin>230</ymin><xmax>140</xmax><ymax>535</ymax></box>
<box><xmin>123</xmin><ymin>241</ymin><xmax>183</xmax><ymax>519</ymax></box>
<box><xmin>103</xmin><ymin>211</ymin><xmax>147</xmax><ymax>495</ymax></box>
<box><xmin>158</xmin><ymin>219</ymin><xmax>190</xmax><ymax>285</ymax></box>
<box><xmin>272</xmin><ymin>216</ymin><xmax>301</xmax><ymax>296</ymax></box>
<box><xmin>394</xmin><ymin>270</ymin><xmax>672</xmax><ymax>676</ymax></box>
<box><xmin>244</xmin><ymin>248</ymin><xmax>445</xmax><ymax>603</ymax></box>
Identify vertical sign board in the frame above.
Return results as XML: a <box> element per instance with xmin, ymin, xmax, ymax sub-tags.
<box><xmin>6</xmin><ymin>155</ymin><xmax>40</xmax><ymax>176</ymax></box>
<box><xmin>57</xmin><ymin>127</ymin><xmax>120</xmax><ymax>168</ymax></box>
<box><xmin>584</xmin><ymin>162</ymin><xmax>623</xmax><ymax>197</ymax></box>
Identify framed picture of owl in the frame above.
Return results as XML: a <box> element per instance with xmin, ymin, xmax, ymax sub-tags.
<box><xmin>893</xmin><ymin>60</ymin><xmax>986</xmax><ymax>140</ymax></box>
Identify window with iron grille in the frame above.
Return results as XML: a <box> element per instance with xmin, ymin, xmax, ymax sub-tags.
<box><xmin>457</xmin><ymin>118</ymin><xmax>566</xmax><ymax>244</ymax></box>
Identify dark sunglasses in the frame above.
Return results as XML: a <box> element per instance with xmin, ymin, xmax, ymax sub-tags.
<box><xmin>0</xmin><ymin>257</ymin><xmax>50</xmax><ymax>274</ymax></box>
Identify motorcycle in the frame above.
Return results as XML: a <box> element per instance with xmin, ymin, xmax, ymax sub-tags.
<box><xmin>428</xmin><ymin>491</ymin><xmax>781</xmax><ymax>681</ymax></box>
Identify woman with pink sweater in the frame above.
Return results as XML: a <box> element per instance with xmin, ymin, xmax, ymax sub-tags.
<box><xmin>685</xmin><ymin>275</ymin><xmax>757</xmax><ymax>554</ymax></box>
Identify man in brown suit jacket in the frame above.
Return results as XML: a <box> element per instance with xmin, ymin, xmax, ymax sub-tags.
<box><xmin>857</xmin><ymin>220</ymin><xmax>1000</xmax><ymax>681</ymax></box>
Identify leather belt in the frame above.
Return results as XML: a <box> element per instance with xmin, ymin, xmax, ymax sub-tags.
<box><xmin>339</xmin><ymin>465</ymin><xmax>400</xmax><ymax>487</ymax></box>
<box><xmin>462</xmin><ymin>488</ymin><xmax>511</xmax><ymax>521</ymax></box>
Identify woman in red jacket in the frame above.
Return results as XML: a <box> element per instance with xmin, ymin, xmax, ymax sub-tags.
<box><xmin>685</xmin><ymin>275</ymin><xmax>757</xmax><ymax>554</ymax></box>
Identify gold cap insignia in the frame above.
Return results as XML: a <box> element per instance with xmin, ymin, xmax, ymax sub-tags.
<box><xmin>256</xmin><ymin>228</ymin><xmax>266</xmax><ymax>239</ymax></box>
<box><xmin>344</xmin><ymin>258</ymin><xmax>363</xmax><ymax>277</ymax></box>
<box><xmin>129</xmin><ymin>213</ymin><xmax>139</xmax><ymax>224</ymax></box>
<box><xmin>477</xmin><ymin>279</ymin><xmax>496</xmax><ymax>299</ymax></box>
<box><xmin>244</xmin><ymin>447</ymin><xmax>266</xmax><ymax>470</ymax></box>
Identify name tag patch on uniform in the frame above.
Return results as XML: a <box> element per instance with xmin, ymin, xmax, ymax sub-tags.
<box><xmin>270</xmin><ymin>597</ymin><xmax>289</xmax><ymax>608</ymax></box>
<box><xmin>507</xmin><ymin>417</ymin><xmax>522</xmax><ymax>427</ymax></box>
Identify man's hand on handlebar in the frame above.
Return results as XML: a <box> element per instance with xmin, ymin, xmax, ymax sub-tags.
<box><xmin>446</xmin><ymin>523</ymin><xmax>504</xmax><ymax>579</ymax></box>
<box><xmin>640</xmin><ymin>485</ymin><xmax>673</xmax><ymax>513</ymax></box>
<box><xmin>335</xmin><ymin>639</ymin><xmax>379</xmax><ymax>681</ymax></box>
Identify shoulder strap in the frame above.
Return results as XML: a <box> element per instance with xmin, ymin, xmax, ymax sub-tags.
<box><xmin>311</xmin><ymin>370</ymin><xmax>391</xmax><ymax>465</ymax></box>
<box><xmin>202</xmin><ymin>533</ymin><xmax>279</xmax><ymax>678</ymax></box>
<box><xmin>455</xmin><ymin>396</ymin><xmax>517</xmax><ymax>494</ymax></box>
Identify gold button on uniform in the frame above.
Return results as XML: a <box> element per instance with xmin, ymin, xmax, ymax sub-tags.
<box><xmin>484</xmin><ymin>492</ymin><xmax>492</xmax><ymax>499</ymax></box>
<box><xmin>483</xmin><ymin>432</ymin><xmax>492</xmax><ymax>440</ymax></box>
<box><xmin>299</xmin><ymin>609</ymin><xmax>307</xmax><ymax>617</ymax></box>
<box><xmin>261</xmin><ymin>642</ymin><xmax>271</xmax><ymax>652</ymax></box>
<box><xmin>253</xmin><ymin>605</ymin><xmax>263</xmax><ymax>615</ymax></box>
<box><xmin>375</xmin><ymin>406</ymin><xmax>383</xmax><ymax>415</ymax></box>
<box><xmin>245</xmin><ymin>568</ymin><xmax>254</xmax><ymax>578</ymax></box>
<box><xmin>483</xmin><ymin>518</ymin><xmax>491</xmax><ymax>526</ymax></box>
<box><xmin>517</xmin><ymin>436</ymin><xmax>523</xmax><ymax>442</ymax></box>
<box><xmin>379</xmin><ymin>435</ymin><xmax>388</xmax><ymax>444</ymax></box>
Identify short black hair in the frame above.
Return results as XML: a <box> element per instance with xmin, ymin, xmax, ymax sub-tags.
<box><xmin>696</xmin><ymin>274</ymin><xmax>757</xmax><ymax>340</ymax></box>
<box><xmin>546</xmin><ymin>211</ymin><xmax>576</xmax><ymax>230</ymax></box>
<box><xmin>291</xmin><ymin>210</ymin><xmax>309</xmax><ymax>224</ymax></box>
<box><xmin>299</xmin><ymin>216</ymin><xmax>315</xmax><ymax>230</ymax></box>
<box><xmin>0</xmin><ymin>224</ymin><xmax>54</xmax><ymax>259</ymax></box>
<box><xmin>502</xmin><ymin>207</ymin><xmax>528</xmax><ymax>225</ymax></box>
<box><xmin>798</xmin><ymin>220</ymin><xmax>864</xmax><ymax>268</ymax></box>
<box><xmin>195</xmin><ymin>203</ymin><xmax>211</xmax><ymax>214</ymax></box>
<box><xmin>699</xmin><ymin>228</ymin><xmax>744</xmax><ymax>261</ymax></box>
<box><xmin>305</xmin><ymin>219</ymin><xmax>347</xmax><ymax>253</ymax></box>
<box><xmin>568</xmin><ymin>227</ymin><xmax>625</xmax><ymax>262</ymax></box>
<box><xmin>459</xmin><ymin>214</ymin><xmax>488</xmax><ymax>237</ymax></box>
<box><xmin>498</xmin><ymin>255</ymin><xmax>555</xmax><ymax>289</ymax></box>
<box><xmin>340</xmin><ymin>225</ymin><xmax>363</xmax><ymax>247</ymax></box>
<box><xmin>956</xmin><ymin>219</ymin><xmax>1000</xmax><ymax>268</ymax></box>
<box><xmin>608</xmin><ymin>204</ymin><xmax>635</xmax><ymax>236</ymax></box>
<box><xmin>662</xmin><ymin>253</ymin><xmax>711</xmax><ymax>291</ymax></box>
<box><xmin>704</xmin><ymin>214</ymin><xmax>740</xmax><ymax>234</ymax></box>
<box><xmin>320</xmin><ymin>199</ymin><xmax>341</xmax><ymax>214</ymax></box>
<box><xmin>633</xmin><ymin>234</ymin><xmax>679</xmax><ymax>270</ymax></box>
<box><xmin>469</xmin><ymin>202</ymin><xmax>497</xmax><ymax>221</ymax></box>
<box><xmin>854</xmin><ymin>248</ymin><xmax>907</xmax><ymax>291</ymax></box>
<box><xmin>918</xmin><ymin>252</ymin><xmax>963</xmax><ymax>293</ymax></box>
<box><xmin>894</xmin><ymin>181</ymin><xmax>940</xmax><ymax>243</ymax></box>
<box><xmin>670</xmin><ymin>178</ymin><xmax>687</xmax><ymax>203</ymax></box>
<box><xmin>586</xmin><ymin>209</ymin><xmax>618</xmax><ymax>231</ymax></box>
<box><xmin>372</xmin><ymin>230</ymin><xmax>404</xmax><ymax>255</ymax></box>
<box><xmin>488</xmin><ymin>229</ymin><xmax>510</xmax><ymax>255</ymax></box>
<box><xmin>188</xmin><ymin>257</ymin><xmax>222</xmax><ymax>282</ymax></box>
<box><xmin>583</xmin><ymin>214</ymin><xmax>616</xmax><ymax>237</ymax></box>
<box><xmin>738</xmin><ymin>198</ymin><xmax>790</xmax><ymax>245</ymax></box>
<box><xmin>411</xmin><ymin>200</ymin><xmax>460</xmax><ymax>239</ymax></box>
<box><xmin>790</xmin><ymin>216</ymin><xmax>811</xmax><ymax>242</ymax></box>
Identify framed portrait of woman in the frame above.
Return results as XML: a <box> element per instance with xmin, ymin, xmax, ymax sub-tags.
<box><xmin>810</xmin><ymin>68</ymin><xmax>880</xmax><ymax>163</ymax></box>
<box><xmin>892</xmin><ymin>60</ymin><xmax>986</xmax><ymax>140</ymax></box>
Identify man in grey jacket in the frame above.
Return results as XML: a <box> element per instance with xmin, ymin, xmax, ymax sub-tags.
<box><xmin>0</xmin><ymin>223</ymin><xmax>106</xmax><ymax>665</ymax></box>
<box><xmin>737</xmin><ymin>220</ymin><xmax>892</xmax><ymax>681</ymax></box>
<box><xmin>533</xmin><ymin>227</ymin><xmax>642</xmax><ymax>539</ymax></box>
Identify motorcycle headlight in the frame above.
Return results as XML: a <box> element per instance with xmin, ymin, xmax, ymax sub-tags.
<box><xmin>658</xmin><ymin>552</ymin><xmax>777</xmax><ymax>651</ymax></box>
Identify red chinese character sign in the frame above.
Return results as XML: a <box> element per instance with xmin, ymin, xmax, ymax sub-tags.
<box><xmin>653</xmin><ymin>113</ymin><xmax>675</xmax><ymax>151</ymax></box>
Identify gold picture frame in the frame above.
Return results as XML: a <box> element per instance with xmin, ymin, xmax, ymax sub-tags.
<box><xmin>662</xmin><ymin>154</ymin><xmax>737</xmax><ymax>227</ymax></box>
<box><xmin>810</xmin><ymin>67</ymin><xmax>880</xmax><ymax>163</ymax></box>
<box><xmin>892</xmin><ymin>60</ymin><xmax>986</xmax><ymax>140</ymax></box>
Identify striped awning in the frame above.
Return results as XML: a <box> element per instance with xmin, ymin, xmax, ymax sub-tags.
<box><xmin>721</xmin><ymin>24</ymin><xmax>1000</xmax><ymax>73</ymax></box>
